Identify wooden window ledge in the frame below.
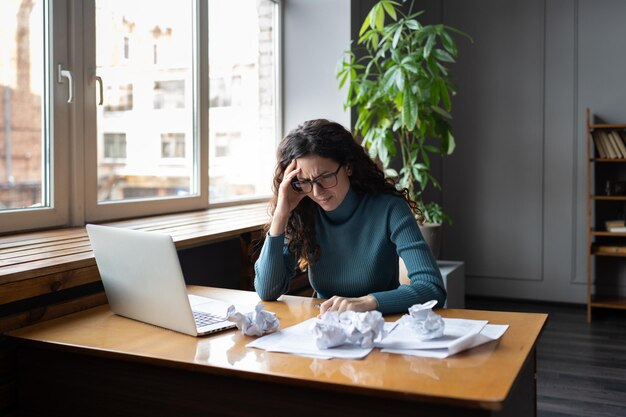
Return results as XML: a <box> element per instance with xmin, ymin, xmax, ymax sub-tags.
<box><xmin>0</xmin><ymin>203</ymin><xmax>269</xmax><ymax>333</ymax></box>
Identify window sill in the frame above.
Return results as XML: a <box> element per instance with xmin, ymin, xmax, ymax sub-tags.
<box><xmin>0</xmin><ymin>202</ymin><xmax>269</xmax><ymax>333</ymax></box>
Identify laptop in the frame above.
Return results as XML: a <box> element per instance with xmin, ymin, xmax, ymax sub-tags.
<box><xmin>86</xmin><ymin>224</ymin><xmax>236</xmax><ymax>336</ymax></box>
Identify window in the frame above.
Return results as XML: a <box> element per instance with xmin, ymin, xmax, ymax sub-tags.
<box><xmin>208</xmin><ymin>0</ymin><xmax>278</xmax><ymax>202</ymax></box>
<box><xmin>123</xmin><ymin>36</ymin><xmax>130</xmax><ymax>60</ymax></box>
<box><xmin>0</xmin><ymin>0</ymin><xmax>45</xmax><ymax>211</ymax></box>
<box><xmin>153</xmin><ymin>80</ymin><xmax>185</xmax><ymax>110</ymax></box>
<box><xmin>104</xmin><ymin>84</ymin><xmax>133</xmax><ymax>112</ymax></box>
<box><xmin>103</xmin><ymin>133</ymin><xmax>127</xmax><ymax>159</ymax></box>
<box><xmin>0</xmin><ymin>0</ymin><xmax>69</xmax><ymax>232</ymax></box>
<box><xmin>0</xmin><ymin>0</ymin><xmax>280</xmax><ymax>233</ymax></box>
<box><xmin>161</xmin><ymin>133</ymin><xmax>185</xmax><ymax>158</ymax></box>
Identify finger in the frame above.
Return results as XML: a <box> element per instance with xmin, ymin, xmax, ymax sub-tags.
<box><xmin>279</xmin><ymin>168</ymin><xmax>301</xmax><ymax>191</ymax></box>
<box><xmin>284</xmin><ymin>159</ymin><xmax>298</xmax><ymax>175</ymax></box>
<box><xmin>337</xmin><ymin>299</ymin><xmax>350</xmax><ymax>313</ymax></box>
<box><xmin>319</xmin><ymin>297</ymin><xmax>335</xmax><ymax>316</ymax></box>
<box><xmin>285</xmin><ymin>167</ymin><xmax>301</xmax><ymax>182</ymax></box>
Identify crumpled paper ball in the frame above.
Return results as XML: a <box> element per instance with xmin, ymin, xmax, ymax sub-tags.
<box><xmin>313</xmin><ymin>310</ymin><xmax>386</xmax><ymax>349</ymax></box>
<box><xmin>227</xmin><ymin>304</ymin><xmax>280</xmax><ymax>337</ymax></box>
<box><xmin>398</xmin><ymin>300</ymin><xmax>445</xmax><ymax>340</ymax></box>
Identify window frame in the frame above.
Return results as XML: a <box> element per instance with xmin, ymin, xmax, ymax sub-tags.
<box><xmin>82</xmin><ymin>0</ymin><xmax>209</xmax><ymax>222</ymax></box>
<box><xmin>0</xmin><ymin>0</ymin><xmax>281</xmax><ymax>231</ymax></box>
<box><xmin>0</xmin><ymin>0</ymin><xmax>70</xmax><ymax>234</ymax></box>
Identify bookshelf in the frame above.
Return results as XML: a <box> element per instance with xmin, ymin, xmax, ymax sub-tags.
<box><xmin>586</xmin><ymin>108</ymin><xmax>626</xmax><ymax>322</ymax></box>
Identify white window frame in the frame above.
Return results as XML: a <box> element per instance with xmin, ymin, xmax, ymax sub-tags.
<box><xmin>0</xmin><ymin>0</ymin><xmax>282</xmax><ymax>232</ymax></box>
<box><xmin>0</xmin><ymin>0</ymin><xmax>70</xmax><ymax>234</ymax></box>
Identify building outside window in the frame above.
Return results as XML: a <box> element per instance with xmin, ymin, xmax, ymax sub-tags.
<box><xmin>103</xmin><ymin>133</ymin><xmax>127</xmax><ymax>159</ymax></box>
<box><xmin>153</xmin><ymin>80</ymin><xmax>185</xmax><ymax>110</ymax></box>
<box><xmin>161</xmin><ymin>133</ymin><xmax>185</xmax><ymax>158</ymax></box>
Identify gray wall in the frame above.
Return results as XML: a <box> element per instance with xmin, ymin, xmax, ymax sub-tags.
<box><xmin>283</xmin><ymin>0</ymin><xmax>350</xmax><ymax>133</ymax></box>
<box><xmin>441</xmin><ymin>0</ymin><xmax>626</xmax><ymax>303</ymax></box>
<box><xmin>281</xmin><ymin>0</ymin><xmax>626</xmax><ymax>303</ymax></box>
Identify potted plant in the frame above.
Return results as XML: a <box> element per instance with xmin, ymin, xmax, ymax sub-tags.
<box><xmin>337</xmin><ymin>0</ymin><xmax>469</xmax><ymax>257</ymax></box>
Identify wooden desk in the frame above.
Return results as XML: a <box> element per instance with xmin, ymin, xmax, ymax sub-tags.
<box><xmin>7</xmin><ymin>287</ymin><xmax>547</xmax><ymax>417</ymax></box>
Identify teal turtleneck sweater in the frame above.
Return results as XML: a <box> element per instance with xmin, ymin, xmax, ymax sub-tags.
<box><xmin>254</xmin><ymin>188</ymin><xmax>446</xmax><ymax>314</ymax></box>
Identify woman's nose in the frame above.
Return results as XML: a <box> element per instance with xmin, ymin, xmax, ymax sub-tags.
<box><xmin>312</xmin><ymin>182</ymin><xmax>324</xmax><ymax>196</ymax></box>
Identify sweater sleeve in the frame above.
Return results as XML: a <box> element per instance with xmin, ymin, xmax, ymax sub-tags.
<box><xmin>370</xmin><ymin>199</ymin><xmax>447</xmax><ymax>314</ymax></box>
<box><xmin>253</xmin><ymin>233</ymin><xmax>298</xmax><ymax>301</ymax></box>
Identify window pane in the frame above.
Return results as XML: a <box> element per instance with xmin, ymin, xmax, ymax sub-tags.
<box><xmin>0</xmin><ymin>0</ymin><xmax>46</xmax><ymax>210</ymax></box>
<box><xmin>208</xmin><ymin>0</ymin><xmax>277</xmax><ymax>202</ymax></box>
<box><xmin>96</xmin><ymin>0</ymin><xmax>195</xmax><ymax>203</ymax></box>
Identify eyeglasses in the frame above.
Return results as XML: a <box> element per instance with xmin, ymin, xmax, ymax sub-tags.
<box><xmin>291</xmin><ymin>165</ymin><xmax>343</xmax><ymax>194</ymax></box>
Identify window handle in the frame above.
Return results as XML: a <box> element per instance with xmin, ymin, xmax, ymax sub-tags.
<box><xmin>57</xmin><ymin>64</ymin><xmax>73</xmax><ymax>103</ymax></box>
<box><xmin>95</xmin><ymin>76</ymin><xmax>103</xmax><ymax>106</ymax></box>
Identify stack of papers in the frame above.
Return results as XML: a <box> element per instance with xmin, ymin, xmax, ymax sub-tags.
<box><xmin>377</xmin><ymin>318</ymin><xmax>508</xmax><ymax>358</ymax></box>
<box><xmin>247</xmin><ymin>317</ymin><xmax>508</xmax><ymax>360</ymax></box>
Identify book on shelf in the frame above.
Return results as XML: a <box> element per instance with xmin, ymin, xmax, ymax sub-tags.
<box><xmin>605</xmin><ymin>220</ymin><xmax>626</xmax><ymax>232</ymax></box>
<box><xmin>601</xmin><ymin>130</ymin><xmax>620</xmax><ymax>158</ymax></box>
<box><xmin>593</xmin><ymin>132</ymin><xmax>608</xmax><ymax>158</ymax></box>
<box><xmin>611</xmin><ymin>131</ymin><xmax>626</xmax><ymax>158</ymax></box>
<box><xmin>598</xmin><ymin>131</ymin><xmax>616</xmax><ymax>158</ymax></box>
<box><xmin>594</xmin><ymin>245</ymin><xmax>626</xmax><ymax>255</ymax></box>
<box><xmin>607</xmin><ymin>131</ymin><xmax>625</xmax><ymax>158</ymax></box>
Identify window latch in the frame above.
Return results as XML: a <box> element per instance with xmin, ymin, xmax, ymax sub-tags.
<box><xmin>57</xmin><ymin>64</ymin><xmax>73</xmax><ymax>103</ymax></box>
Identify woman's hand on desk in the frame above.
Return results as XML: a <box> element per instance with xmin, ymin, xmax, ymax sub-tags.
<box><xmin>318</xmin><ymin>295</ymin><xmax>378</xmax><ymax>316</ymax></box>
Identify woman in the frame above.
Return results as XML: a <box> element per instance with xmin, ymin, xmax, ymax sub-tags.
<box><xmin>254</xmin><ymin>119</ymin><xmax>446</xmax><ymax>315</ymax></box>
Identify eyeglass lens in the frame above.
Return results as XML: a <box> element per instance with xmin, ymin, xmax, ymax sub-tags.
<box><xmin>292</xmin><ymin>166</ymin><xmax>341</xmax><ymax>193</ymax></box>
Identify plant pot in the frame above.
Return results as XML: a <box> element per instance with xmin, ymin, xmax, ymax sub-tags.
<box><xmin>419</xmin><ymin>222</ymin><xmax>442</xmax><ymax>259</ymax></box>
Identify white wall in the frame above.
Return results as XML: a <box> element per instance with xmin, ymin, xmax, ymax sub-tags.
<box><xmin>282</xmin><ymin>0</ymin><xmax>350</xmax><ymax>134</ymax></box>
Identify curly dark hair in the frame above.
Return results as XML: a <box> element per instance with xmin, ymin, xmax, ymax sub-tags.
<box><xmin>267</xmin><ymin>119</ymin><xmax>419</xmax><ymax>270</ymax></box>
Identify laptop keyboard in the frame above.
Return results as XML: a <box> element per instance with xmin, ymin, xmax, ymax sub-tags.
<box><xmin>193</xmin><ymin>310</ymin><xmax>227</xmax><ymax>328</ymax></box>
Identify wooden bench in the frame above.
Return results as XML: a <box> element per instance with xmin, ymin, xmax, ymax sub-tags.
<box><xmin>0</xmin><ymin>203</ymin><xmax>270</xmax><ymax>334</ymax></box>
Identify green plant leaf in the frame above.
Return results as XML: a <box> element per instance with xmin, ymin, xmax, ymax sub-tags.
<box><xmin>360</xmin><ymin>14</ymin><xmax>372</xmax><ymax>37</ymax></box>
<box><xmin>402</xmin><ymin>87</ymin><xmax>418</xmax><ymax>131</ymax></box>
<box><xmin>382</xmin><ymin>65</ymin><xmax>399</xmax><ymax>91</ymax></box>
<box><xmin>405</xmin><ymin>20</ymin><xmax>420</xmax><ymax>30</ymax></box>
<box><xmin>372</xmin><ymin>32</ymin><xmax>380</xmax><ymax>49</ymax></box>
<box><xmin>431</xmin><ymin>105</ymin><xmax>452</xmax><ymax>119</ymax></box>
<box><xmin>427</xmin><ymin>172</ymin><xmax>441</xmax><ymax>189</ymax></box>
<box><xmin>395</xmin><ymin>68</ymin><xmax>405</xmax><ymax>90</ymax></box>
<box><xmin>439</xmin><ymin>79</ymin><xmax>451</xmax><ymax>111</ymax></box>
<box><xmin>375</xmin><ymin>4</ymin><xmax>385</xmax><ymax>32</ymax></box>
<box><xmin>384</xmin><ymin>168</ymin><xmax>398</xmax><ymax>177</ymax></box>
<box><xmin>424</xmin><ymin>34</ymin><xmax>436</xmax><ymax>58</ymax></box>
<box><xmin>392</xmin><ymin>25</ymin><xmax>403</xmax><ymax>49</ymax></box>
<box><xmin>421</xmin><ymin>147</ymin><xmax>431</xmax><ymax>168</ymax></box>
<box><xmin>433</xmin><ymin>48</ymin><xmax>455</xmax><ymax>63</ymax></box>
<box><xmin>441</xmin><ymin>31</ymin><xmax>457</xmax><ymax>56</ymax></box>
<box><xmin>381</xmin><ymin>0</ymin><xmax>398</xmax><ymax>21</ymax></box>
<box><xmin>338</xmin><ymin>70</ymin><xmax>349</xmax><ymax>89</ymax></box>
<box><xmin>443</xmin><ymin>130</ymin><xmax>455</xmax><ymax>155</ymax></box>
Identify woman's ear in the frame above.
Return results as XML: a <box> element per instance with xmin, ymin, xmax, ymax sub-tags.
<box><xmin>345</xmin><ymin>164</ymin><xmax>353</xmax><ymax>176</ymax></box>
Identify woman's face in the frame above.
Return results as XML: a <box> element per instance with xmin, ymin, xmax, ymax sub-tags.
<box><xmin>295</xmin><ymin>154</ymin><xmax>351</xmax><ymax>211</ymax></box>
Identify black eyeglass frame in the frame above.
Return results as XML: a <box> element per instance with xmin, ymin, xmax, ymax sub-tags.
<box><xmin>291</xmin><ymin>165</ymin><xmax>343</xmax><ymax>194</ymax></box>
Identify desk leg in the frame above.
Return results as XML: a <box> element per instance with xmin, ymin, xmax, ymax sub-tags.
<box><xmin>495</xmin><ymin>349</ymin><xmax>536</xmax><ymax>417</ymax></box>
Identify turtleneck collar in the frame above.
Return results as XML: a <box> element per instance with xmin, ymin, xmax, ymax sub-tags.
<box><xmin>321</xmin><ymin>187</ymin><xmax>360</xmax><ymax>224</ymax></box>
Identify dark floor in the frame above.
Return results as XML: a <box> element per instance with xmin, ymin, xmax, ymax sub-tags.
<box><xmin>466</xmin><ymin>298</ymin><xmax>626</xmax><ymax>417</ymax></box>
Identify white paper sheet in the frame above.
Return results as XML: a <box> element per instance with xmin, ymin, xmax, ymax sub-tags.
<box><xmin>380</xmin><ymin>322</ymin><xmax>509</xmax><ymax>358</ymax></box>
<box><xmin>377</xmin><ymin>318</ymin><xmax>488</xmax><ymax>350</ymax></box>
<box><xmin>246</xmin><ymin>318</ymin><xmax>373</xmax><ymax>359</ymax></box>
